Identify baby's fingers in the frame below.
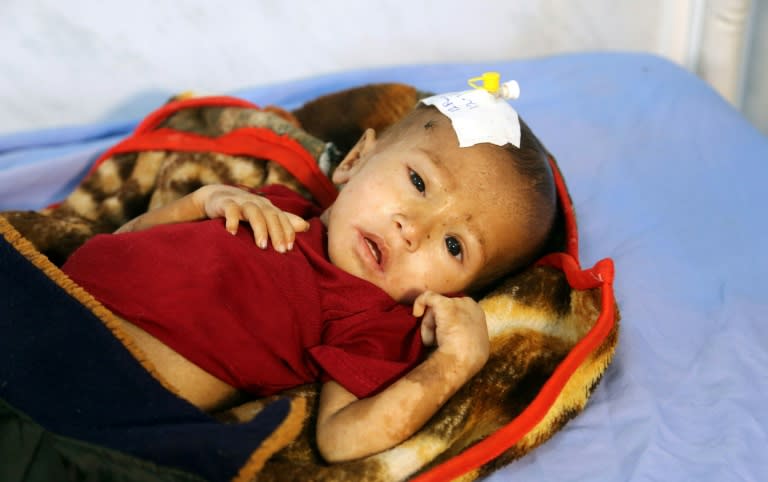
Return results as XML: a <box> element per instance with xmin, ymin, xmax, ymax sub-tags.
<box><xmin>420</xmin><ymin>309</ymin><xmax>437</xmax><ymax>346</ymax></box>
<box><xmin>270</xmin><ymin>212</ymin><xmax>310</xmax><ymax>252</ymax></box>
<box><xmin>238</xmin><ymin>203</ymin><xmax>308</xmax><ymax>252</ymax></box>
<box><xmin>223</xmin><ymin>201</ymin><xmax>244</xmax><ymax>235</ymax></box>
<box><xmin>278</xmin><ymin>214</ymin><xmax>302</xmax><ymax>251</ymax></box>
<box><xmin>412</xmin><ymin>290</ymin><xmax>438</xmax><ymax>318</ymax></box>
<box><xmin>263</xmin><ymin>210</ymin><xmax>296</xmax><ymax>253</ymax></box>
<box><xmin>286</xmin><ymin>212</ymin><xmax>310</xmax><ymax>233</ymax></box>
<box><xmin>242</xmin><ymin>203</ymin><xmax>269</xmax><ymax>248</ymax></box>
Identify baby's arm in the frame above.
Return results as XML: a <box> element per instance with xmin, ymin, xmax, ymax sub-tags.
<box><xmin>315</xmin><ymin>292</ymin><xmax>489</xmax><ymax>462</ymax></box>
<box><xmin>115</xmin><ymin>184</ymin><xmax>309</xmax><ymax>251</ymax></box>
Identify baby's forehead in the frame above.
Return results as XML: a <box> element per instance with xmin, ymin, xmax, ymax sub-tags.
<box><xmin>394</xmin><ymin>104</ymin><xmax>529</xmax><ymax>196</ymax></box>
<box><xmin>398</xmin><ymin>105</ymin><xmax>452</xmax><ymax>133</ymax></box>
<box><xmin>402</xmin><ymin>107</ymin><xmax>516</xmax><ymax>161</ymax></box>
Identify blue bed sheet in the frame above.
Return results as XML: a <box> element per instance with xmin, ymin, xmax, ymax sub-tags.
<box><xmin>1</xmin><ymin>52</ymin><xmax>766</xmax><ymax>481</ymax></box>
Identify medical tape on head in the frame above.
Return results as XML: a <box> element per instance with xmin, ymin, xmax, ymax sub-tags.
<box><xmin>420</xmin><ymin>78</ymin><xmax>521</xmax><ymax>148</ymax></box>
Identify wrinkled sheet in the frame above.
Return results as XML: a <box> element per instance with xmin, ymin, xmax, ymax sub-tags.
<box><xmin>1</xmin><ymin>52</ymin><xmax>766</xmax><ymax>481</ymax></box>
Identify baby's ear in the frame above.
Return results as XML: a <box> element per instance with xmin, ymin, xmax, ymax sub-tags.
<box><xmin>331</xmin><ymin>128</ymin><xmax>377</xmax><ymax>184</ymax></box>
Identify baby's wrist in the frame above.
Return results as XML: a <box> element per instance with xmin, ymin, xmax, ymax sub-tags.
<box><xmin>433</xmin><ymin>345</ymin><xmax>488</xmax><ymax>378</ymax></box>
<box><xmin>192</xmin><ymin>185</ymin><xmax>212</xmax><ymax>208</ymax></box>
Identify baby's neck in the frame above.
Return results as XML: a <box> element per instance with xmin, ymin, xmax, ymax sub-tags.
<box><xmin>319</xmin><ymin>208</ymin><xmax>331</xmax><ymax>228</ymax></box>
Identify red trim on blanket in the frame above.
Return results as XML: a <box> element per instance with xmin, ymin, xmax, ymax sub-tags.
<box><xmin>58</xmin><ymin>96</ymin><xmax>338</xmax><ymax>209</ymax></box>
<box><xmin>413</xmin><ymin>156</ymin><xmax>617</xmax><ymax>482</ymax></box>
<box><xmin>132</xmin><ymin>96</ymin><xmax>261</xmax><ymax>135</ymax></box>
<box><xmin>548</xmin><ymin>157</ymin><xmax>579</xmax><ymax>259</ymax></box>
<box><xmin>96</xmin><ymin>126</ymin><xmax>337</xmax><ymax>208</ymax></box>
<box><xmin>83</xmin><ymin>96</ymin><xmax>261</xmax><ymax>179</ymax></box>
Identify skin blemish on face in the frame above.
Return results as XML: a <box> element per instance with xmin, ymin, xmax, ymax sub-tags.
<box><xmin>423</xmin><ymin>120</ymin><xmax>436</xmax><ymax>130</ymax></box>
<box><xmin>477</xmin><ymin>232</ymin><xmax>488</xmax><ymax>250</ymax></box>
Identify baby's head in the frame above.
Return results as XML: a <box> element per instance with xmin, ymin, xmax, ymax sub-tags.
<box><xmin>320</xmin><ymin>104</ymin><xmax>556</xmax><ymax>303</ymax></box>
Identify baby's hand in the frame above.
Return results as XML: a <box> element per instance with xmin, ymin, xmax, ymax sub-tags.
<box><xmin>412</xmin><ymin>291</ymin><xmax>489</xmax><ymax>375</ymax></box>
<box><xmin>194</xmin><ymin>185</ymin><xmax>309</xmax><ymax>252</ymax></box>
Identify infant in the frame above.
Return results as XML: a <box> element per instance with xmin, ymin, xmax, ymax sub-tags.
<box><xmin>63</xmin><ymin>95</ymin><xmax>557</xmax><ymax>462</ymax></box>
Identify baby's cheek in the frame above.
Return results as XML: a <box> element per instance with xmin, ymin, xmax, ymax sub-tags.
<box><xmin>416</xmin><ymin>268</ymin><xmax>452</xmax><ymax>294</ymax></box>
<box><xmin>389</xmin><ymin>275</ymin><xmax>429</xmax><ymax>304</ymax></box>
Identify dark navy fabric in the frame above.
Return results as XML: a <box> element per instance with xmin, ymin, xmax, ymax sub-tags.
<box><xmin>0</xmin><ymin>235</ymin><xmax>292</xmax><ymax>482</ymax></box>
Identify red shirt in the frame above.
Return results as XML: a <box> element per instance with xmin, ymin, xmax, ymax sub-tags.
<box><xmin>63</xmin><ymin>185</ymin><xmax>423</xmax><ymax>398</ymax></box>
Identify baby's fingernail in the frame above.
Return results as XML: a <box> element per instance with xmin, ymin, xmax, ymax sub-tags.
<box><xmin>258</xmin><ymin>239</ymin><xmax>267</xmax><ymax>249</ymax></box>
<box><xmin>276</xmin><ymin>245</ymin><xmax>286</xmax><ymax>253</ymax></box>
<box><xmin>287</xmin><ymin>242</ymin><xmax>294</xmax><ymax>250</ymax></box>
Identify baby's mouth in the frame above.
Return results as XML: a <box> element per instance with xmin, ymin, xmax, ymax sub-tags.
<box><xmin>364</xmin><ymin>237</ymin><xmax>382</xmax><ymax>265</ymax></box>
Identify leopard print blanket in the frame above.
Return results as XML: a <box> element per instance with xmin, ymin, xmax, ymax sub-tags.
<box><xmin>0</xmin><ymin>84</ymin><xmax>618</xmax><ymax>481</ymax></box>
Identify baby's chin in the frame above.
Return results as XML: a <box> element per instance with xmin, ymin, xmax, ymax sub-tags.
<box><xmin>369</xmin><ymin>277</ymin><xmax>468</xmax><ymax>305</ymax></box>
<box><xmin>369</xmin><ymin>280</ymin><xmax>420</xmax><ymax>305</ymax></box>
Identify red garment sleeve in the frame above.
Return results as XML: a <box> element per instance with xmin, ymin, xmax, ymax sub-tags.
<box><xmin>308</xmin><ymin>308</ymin><xmax>424</xmax><ymax>399</ymax></box>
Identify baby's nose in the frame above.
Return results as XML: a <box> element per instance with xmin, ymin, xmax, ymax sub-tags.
<box><xmin>394</xmin><ymin>213</ymin><xmax>429</xmax><ymax>250</ymax></box>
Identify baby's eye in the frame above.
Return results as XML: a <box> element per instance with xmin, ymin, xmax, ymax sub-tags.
<box><xmin>445</xmin><ymin>236</ymin><xmax>463</xmax><ymax>260</ymax></box>
<box><xmin>409</xmin><ymin>169</ymin><xmax>425</xmax><ymax>193</ymax></box>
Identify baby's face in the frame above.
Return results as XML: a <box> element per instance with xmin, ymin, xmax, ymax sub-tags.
<box><xmin>321</xmin><ymin>108</ymin><xmax>528</xmax><ymax>303</ymax></box>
